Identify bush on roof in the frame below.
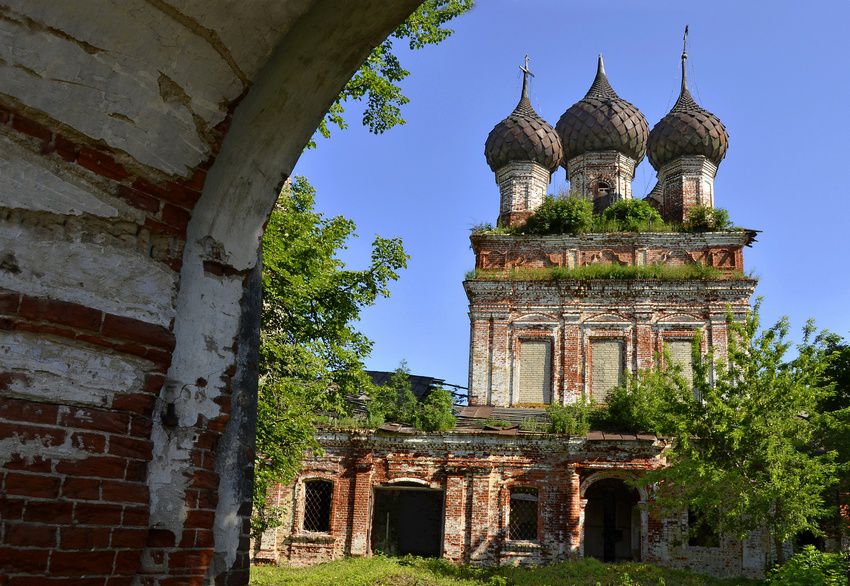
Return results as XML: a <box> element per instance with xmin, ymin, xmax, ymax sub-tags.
<box><xmin>514</xmin><ymin>196</ymin><xmax>593</xmax><ymax>235</ymax></box>
<box><xmin>598</xmin><ymin>198</ymin><xmax>666</xmax><ymax>232</ymax></box>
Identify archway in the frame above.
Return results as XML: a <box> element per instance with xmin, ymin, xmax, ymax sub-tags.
<box><xmin>583</xmin><ymin>477</ymin><xmax>641</xmax><ymax>562</ymax></box>
<box><xmin>371</xmin><ymin>482</ymin><xmax>444</xmax><ymax>557</ymax></box>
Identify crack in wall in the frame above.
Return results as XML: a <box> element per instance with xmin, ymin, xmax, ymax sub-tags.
<box><xmin>0</xmin><ymin>5</ymin><xmax>104</xmax><ymax>55</ymax></box>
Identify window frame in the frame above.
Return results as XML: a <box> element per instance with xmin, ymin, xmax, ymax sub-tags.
<box><xmin>507</xmin><ymin>486</ymin><xmax>540</xmax><ymax>542</ymax></box>
<box><xmin>300</xmin><ymin>478</ymin><xmax>335</xmax><ymax>534</ymax></box>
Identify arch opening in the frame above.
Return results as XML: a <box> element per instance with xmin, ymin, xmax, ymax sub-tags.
<box><xmin>583</xmin><ymin>477</ymin><xmax>641</xmax><ymax>562</ymax></box>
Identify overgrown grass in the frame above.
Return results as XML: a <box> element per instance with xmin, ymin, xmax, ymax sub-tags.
<box><xmin>250</xmin><ymin>556</ymin><xmax>759</xmax><ymax>586</ymax></box>
<box><xmin>468</xmin><ymin>264</ymin><xmax>745</xmax><ymax>282</ymax></box>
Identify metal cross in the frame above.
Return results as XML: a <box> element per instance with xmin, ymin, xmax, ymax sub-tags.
<box><xmin>520</xmin><ymin>54</ymin><xmax>534</xmax><ymax>81</ymax></box>
<box><xmin>682</xmin><ymin>25</ymin><xmax>689</xmax><ymax>58</ymax></box>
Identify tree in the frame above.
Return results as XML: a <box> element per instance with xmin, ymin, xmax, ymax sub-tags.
<box><xmin>631</xmin><ymin>302</ymin><xmax>839</xmax><ymax>565</ymax></box>
<box><xmin>515</xmin><ymin>196</ymin><xmax>594</xmax><ymax>235</ymax></box>
<box><xmin>253</xmin><ymin>177</ymin><xmax>407</xmax><ymax>535</ymax></box>
<box><xmin>310</xmin><ymin>0</ymin><xmax>474</xmax><ymax>147</ymax></box>
<box><xmin>366</xmin><ymin>361</ymin><xmax>457</xmax><ymax>431</ymax></box>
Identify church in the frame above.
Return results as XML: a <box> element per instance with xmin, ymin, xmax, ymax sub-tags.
<box><xmin>256</xmin><ymin>44</ymin><xmax>770</xmax><ymax>579</ymax></box>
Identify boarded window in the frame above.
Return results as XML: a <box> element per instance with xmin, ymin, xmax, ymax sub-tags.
<box><xmin>591</xmin><ymin>340</ymin><xmax>624</xmax><ymax>402</ymax></box>
<box><xmin>518</xmin><ymin>340</ymin><xmax>552</xmax><ymax>404</ymax></box>
<box><xmin>668</xmin><ymin>340</ymin><xmax>694</xmax><ymax>385</ymax></box>
<box><xmin>303</xmin><ymin>480</ymin><xmax>333</xmax><ymax>532</ymax></box>
<box><xmin>508</xmin><ymin>487</ymin><xmax>539</xmax><ymax>540</ymax></box>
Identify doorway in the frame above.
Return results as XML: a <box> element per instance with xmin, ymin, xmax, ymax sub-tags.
<box><xmin>583</xmin><ymin>477</ymin><xmax>640</xmax><ymax>562</ymax></box>
<box><xmin>371</xmin><ymin>484</ymin><xmax>444</xmax><ymax>557</ymax></box>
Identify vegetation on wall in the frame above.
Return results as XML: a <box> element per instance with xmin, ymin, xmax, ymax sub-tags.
<box><xmin>366</xmin><ymin>362</ymin><xmax>457</xmax><ymax>432</ymax></box>
<box><xmin>467</xmin><ymin>263</ymin><xmax>740</xmax><ymax>282</ymax></box>
<box><xmin>471</xmin><ymin>195</ymin><xmax>740</xmax><ymax>236</ymax></box>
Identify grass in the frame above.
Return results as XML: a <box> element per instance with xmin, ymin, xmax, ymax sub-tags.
<box><xmin>467</xmin><ymin>264</ymin><xmax>746</xmax><ymax>282</ymax></box>
<box><xmin>250</xmin><ymin>556</ymin><xmax>760</xmax><ymax>586</ymax></box>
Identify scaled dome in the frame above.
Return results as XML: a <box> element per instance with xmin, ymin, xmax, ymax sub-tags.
<box><xmin>484</xmin><ymin>76</ymin><xmax>563</xmax><ymax>173</ymax></box>
<box><xmin>556</xmin><ymin>56</ymin><xmax>649</xmax><ymax>164</ymax></box>
<box><xmin>647</xmin><ymin>59</ymin><xmax>728</xmax><ymax>170</ymax></box>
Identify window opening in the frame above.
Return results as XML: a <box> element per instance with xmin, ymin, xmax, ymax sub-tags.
<box><xmin>687</xmin><ymin>507</ymin><xmax>719</xmax><ymax>547</ymax></box>
<box><xmin>518</xmin><ymin>339</ymin><xmax>552</xmax><ymax>404</ymax></box>
<box><xmin>591</xmin><ymin>339</ymin><xmax>624</xmax><ymax>402</ymax></box>
<box><xmin>508</xmin><ymin>487</ymin><xmax>539</xmax><ymax>540</ymax></box>
<box><xmin>303</xmin><ymin>479</ymin><xmax>333</xmax><ymax>532</ymax></box>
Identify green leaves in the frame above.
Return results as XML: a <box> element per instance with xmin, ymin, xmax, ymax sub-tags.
<box><xmin>367</xmin><ymin>362</ymin><xmax>457</xmax><ymax>432</ymax></box>
<box><xmin>253</xmin><ymin>177</ymin><xmax>407</xmax><ymax>535</ymax></box>
<box><xmin>685</xmin><ymin>205</ymin><xmax>733</xmax><ymax>232</ymax></box>
<box><xmin>515</xmin><ymin>196</ymin><xmax>594</xmax><ymax>235</ymax></box>
<box><xmin>311</xmin><ymin>0</ymin><xmax>474</xmax><ymax>146</ymax></box>
<box><xmin>600</xmin><ymin>198</ymin><xmax>666</xmax><ymax>232</ymax></box>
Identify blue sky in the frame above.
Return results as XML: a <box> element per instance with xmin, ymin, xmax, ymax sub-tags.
<box><xmin>293</xmin><ymin>0</ymin><xmax>850</xmax><ymax>388</ymax></box>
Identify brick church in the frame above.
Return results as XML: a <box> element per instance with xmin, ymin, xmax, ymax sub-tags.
<box><xmin>257</xmin><ymin>45</ymin><xmax>772</xmax><ymax>578</ymax></box>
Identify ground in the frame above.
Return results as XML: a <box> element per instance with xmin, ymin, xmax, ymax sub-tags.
<box><xmin>249</xmin><ymin>557</ymin><xmax>760</xmax><ymax>586</ymax></box>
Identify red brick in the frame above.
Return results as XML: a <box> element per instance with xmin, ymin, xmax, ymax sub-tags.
<box><xmin>4</xmin><ymin>472</ymin><xmax>60</xmax><ymax>498</ymax></box>
<box><xmin>167</xmin><ymin>549</ymin><xmax>213</xmax><ymax>570</ymax></box>
<box><xmin>2</xmin><ymin>454</ymin><xmax>52</xmax><ymax>473</ymax></box>
<box><xmin>184</xmin><ymin>509</ymin><xmax>215</xmax><ymax>529</ymax></box>
<box><xmin>59</xmin><ymin>408</ymin><xmax>129</xmax><ymax>434</ymax></box>
<box><xmin>161</xmin><ymin>204</ymin><xmax>190</xmax><ymax>231</ymax></box>
<box><xmin>194</xmin><ymin>529</ymin><xmax>214</xmax><ymax>548</ymax></box>
<box><xmin>0</xmin><ymin>289</ymin><xmax>21</xmax><ymax>313</ymax></box>
<box><xmin>0</xmin><ymin>547</ymin><xmax>49</xmax><ymax>573</ymax></box>
<box><xmin>77</xmin><ymin>147</ymin><xmax>128</xmax><ymax>182</ymax></box>
<box><xmin>101</xmin><ymin>480</ymin><xmax>148</xmax><ymax>504</ymax></box>
<box><xmin>23</xmin><ymin>501</ymin><xmax>73</xmax><ymax>524</ymax></box>
<box><xmin>49</xmin><ymin>550</ymin><xmax>115</xmax><ymax>575</ymax></box>
<box><xmin>73</xmin><ymin>502</ymin><xmax>123</xmax><ymax>525</ymax></box>
<box><xmin>18</xmin><ymin>295</ymin><xmax>102</xmax><ymax>331</ymax></box>
<box><xmin>190</xmin><ymin>469</ymin><xmax>218</xmax><ymax>490</ymax></box>
<box><xmin>162</xmin><ymin>180</ymin><xmax>202</xmax><ymax>208</ymax></box>
<box><xmin>113</xmin><ymin>549</ymin><xmax>142</xmax><ymax>574</ymax></box>
<box><xmin>121</xmin><ymin>506</ymin><xmax>149</xmax><ymax>527</ymax></box>
<box><xmin>55</xmin><ymin>455</ymin><xmax>127</xmax><ymax>479</ymax></box>
<box><xmin>3</xmin><ymin>522</ymin><xmax>57</xmax><ymax>547</ymax></box>
<box><xmin>109</xmin><ymin>527</ymin><xmax>147</xmax><ymax>548</ymax></box>
<box><xmin>124</xmin><ymin>460</ymin><xmax>147</xmax><ymax>482</ymax></box>
<box><xmin>116</xmin><ymin>185</ymin><xmax>160</xmax><ymax>213</ymax></box>
<box><xmin>70</xmin><ymin>431</ymin><xmax>107</xmax><ymax>453</ymax></box>
<box><xmin>110</xmin><ymin>392</ymin><xmax>156</xmax><ymax>414</ymax></box>
<box><xmin>59</xmin><ymin>526</ymin><xmax>110</xmax><ymax>549</ymax></box>
<box><xmin>0</xmin><ymin>398</ymin><xmax>58</xmax><ymax>425</ymax></box>
<box><xmin>143</xmin><ymin>217</ymin><xmax>183</xmax><ymax>237</ymax></box>
<box><xmin>101</xmin><ymin>313</ymin><xmax>175</xmax><ymax>351</ymax></box>
<box><xmin>108</xmin><ymin>435</ymin><xmax>152</xmax><ymax>460</ymax></box>
<box><xmin>144</xmin><ymin>374</ymin><xmax>165</xmax><ymax>393</ymax></box>
<box><xmin>11</xmin><ymin>115</ymin><xmax>51</xmax><ymax>142</ymax></box>
<box><xmin>53</xmin><ymin>134</ymin><xmax>78</xmax><ymax>162</ymax></box>
<box><xmin>128</xmin><ymin>416</ymin><xmax>153</xmax><ymax>439</ymax></box>
<box><xmin>0</xmin><ymin>497</ymin><xmax>25</xmax><ymax>521</ymax></box>
<box><xmin>61</xmin><ymin>477</ymin><xmax>101</xmax><ymax>500</ymax></box>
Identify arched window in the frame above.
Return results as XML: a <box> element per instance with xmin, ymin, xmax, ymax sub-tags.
<box><xmin>508</xmin><ymin>487</ymin><xmax>538</xmax><ymax>540</ymax></box>
<box><xmin>594</xmin><ymin>181</ymin><xmax>611</xmax><ymax>198</ymax></box>
<box><xmin>302</xmin><ymin>479</ymin><xmax>333</xmax><ymax>533</ymax></box>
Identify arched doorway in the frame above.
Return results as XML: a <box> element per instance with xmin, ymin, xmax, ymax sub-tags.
<box><xmin>583</xmin><ymin>477</ymin><xmax>641</xmax><ymax>562</ymax></box>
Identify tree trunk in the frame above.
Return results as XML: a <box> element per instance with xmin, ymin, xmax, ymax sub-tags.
<box><xmin>773</xmin><ymin>534</ymin><xmax>786</xmax><ymax>565</ymax></box>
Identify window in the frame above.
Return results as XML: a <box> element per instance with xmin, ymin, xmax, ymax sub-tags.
<box><xmin>687</xmin><ymin>508</ymin><xmax>719</xmax><ymax>547</ymax></box>
<box><xmin>667</xmin><ymin>340</ymin><xmax>694</xmax><ymax>385</ymax></box>
<box><xmin>302</xmin><ymin>479</ymin><xmax>333</xmax><ymax>532</ymax></box>
<box><xmin>591</xmin><ymin>339</ymin><xmax>624</xmax><ymax>402</ymax></box>
<box><xmin>594</xmin><ymin>181</ymin><xmax>611</xmax><ymax>197</ymax></box>
<box><xmin>508</xmin><ymin>487</ymin><xmax>538</xmax><ymax>540</ymax></box>
<box><xmin>518</xmin><ymin>339</ymin><xmax>552</xmax><ymax>404</ymax></box>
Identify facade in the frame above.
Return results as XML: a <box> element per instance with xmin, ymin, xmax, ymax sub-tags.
<box><xmin>258</xmin><ymin>48</ymin><xmax>772</xmax><ymax>578</ymax></box>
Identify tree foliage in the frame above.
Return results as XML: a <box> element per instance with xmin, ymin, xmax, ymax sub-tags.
<box><xmin>311</xmin><ymin>0</ymin><xmax>474</xmax><ymax>147</ymax></box>
<box><xmin>600</xmin><ymin>198</ymin><xmax>665</xmax><ymax>232</ymax></box>
<box><xmin>685</xmin><ymin>205</ymin><xmax>733</xmax><ymax>232</ymax></box>
<box><xmin>253</xmin><ymin>177</ymin><xmax>407</xmax><ymax>535</ymax></box>
<box><xmin>630</xmin><ymin>303</ymin><xmax>841</xmax><ymax>564</ymax></box>
<box><xmin>516</xmin><ymin>196</ymin><xmax>594</xmax><ymax>235</ymax></box>
<box><xmin>367</xmin><ymin>362</ymin><xmax>456</xmax><ymax>432</ymax></box>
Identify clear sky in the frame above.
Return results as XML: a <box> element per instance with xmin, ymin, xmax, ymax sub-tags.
<box><xmin>293</xmin><ymin>0</ymin><xmax>850</xmax><ymax>388</ymax></box>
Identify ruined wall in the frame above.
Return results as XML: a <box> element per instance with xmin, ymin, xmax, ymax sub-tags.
<box><xmin>261</xmin><ymin>431</ymin><xmax>768</xmax><ymax>578</ymax></box>
<box><xmin>0</xmin><ymin>1</ymin><xmax>422</xmax><ymax>583</ymax></box>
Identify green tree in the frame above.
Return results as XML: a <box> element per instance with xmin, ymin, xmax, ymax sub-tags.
<box><xmin>311</xmin><ymin>0</ymin><xmax>474</xmax><ymax>147</ymax></box>
<box><xmin>416</xmin><ymin>388</ymin><xmax>456</xmax><ymax>432</ymax></box>
<box><xmin>600</xmin><ymin>198</ymin><xmax>665</xmax><ymax>232</ymax></box>
<box><xmin>253</xmin><ymin>177</ymin><xmax>407</xmax><ymax>535</ymax></box>
<box><xmin>516</xmin><ymin>196</ymin><xmax>594</xmax><ymax>235</ymax></box>
<box><xmin>634</xmin><ymin>303</ymin><xmax>839</xmax><ymax>565</ymax></box>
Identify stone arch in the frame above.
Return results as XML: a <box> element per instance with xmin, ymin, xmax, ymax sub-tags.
<box><xmin>0</xmin><ymin>2</ymin><xmax>422</xmax><ymax>583</ymax></box>
<box><xmin>579</xmin><ymin>471</ymin><xmax>649</xmax><ymax>562</ymax></box>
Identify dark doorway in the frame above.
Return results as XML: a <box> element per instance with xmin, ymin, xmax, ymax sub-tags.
<box><xmin>371</xmin><ymin>484</ymin><xmax>443</xmax><ymax>557</ymax></box>
<box><xmin>583</xmin><ymin>478</ymin><xmax>640</xmax><ymax>562</ymax></box>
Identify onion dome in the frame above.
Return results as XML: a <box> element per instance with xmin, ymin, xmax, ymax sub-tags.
<box><xmin>647</xmin><ymin>46</ymin><xmax>728</xmax><ymax>170</ymax></box>
<box><xmin>555</xmin><ymin>55</ymin><xmax>649</xmax><ymax>163</ymax></box>
<box><xmin>484</xmin><ymin>62</ymin><xmax>563</xmax><ymax>173</ymax></box>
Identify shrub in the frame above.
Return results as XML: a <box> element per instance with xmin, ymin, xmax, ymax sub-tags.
<box><xmin>599</xmin><ymin>198</ymin><xmax>666</xmax><ymax>232</ymax></box>
<box><xmin>482</xmin><ymin>417</ymin><xmax>513</xmax><ymax>429</ymax></box>
<box><xmin>519</xmin><ymin>418</ymin><xmax>541</xmax><ymax>432</ymax></box>
<box><xmin>546</xmin><ymin>399</ymin><xmax>592</xmax><ymax>436</ymax></box>
<box><xmin>367</xmin><ymin>362</ymin><xmax>418</xmax><ymax>425</ymax></box>
<box><xmin>516</xmin><ymin>196</ymin><xmax>593</xmax><ymax>235</ymax></box>
<box><xmin>414</xmin><ymin>388</ymin><xmax>456</xmax><ymax>432</ymax></box>
<box><xmin>767</xmin><ymin>546</ymin><xmax>849</xmax><ymax>585</ymax></box>
<box><xmin>685</xmin><ymin>205</ymin><xmax>733</xmax><ymax>232</ymax></box>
